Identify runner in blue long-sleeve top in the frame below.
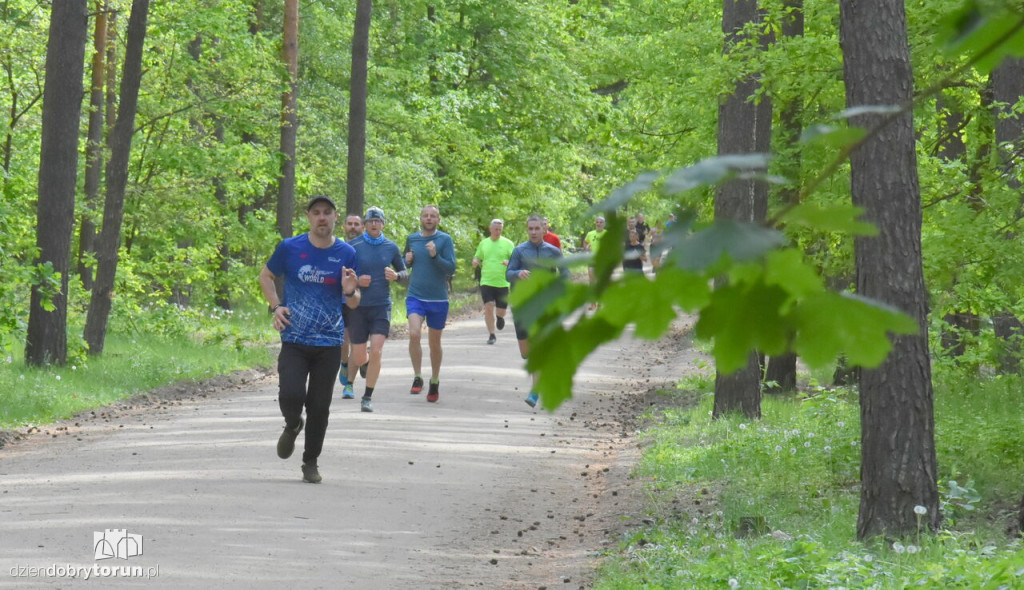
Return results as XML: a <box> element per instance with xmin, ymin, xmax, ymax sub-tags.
<box><xmin>403</xmin><ymin>205</ymin><xmax>457</xmax><ymax>402</ymax></box>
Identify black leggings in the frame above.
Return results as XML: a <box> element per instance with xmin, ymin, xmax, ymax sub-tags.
<box><xmin>277</xmin><ymin>342</ymin><xmax>342</xmax><ymax>465</ymax></box>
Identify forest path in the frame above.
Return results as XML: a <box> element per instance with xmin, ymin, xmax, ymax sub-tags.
<box><xmin>0</xmin><ymin>311</ymin><xmax>702</xmax><ymax>589</ymax></box>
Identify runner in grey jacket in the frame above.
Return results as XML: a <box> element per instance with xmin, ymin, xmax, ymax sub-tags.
<box><xmin>506</xmin><ymin>214</ymin><xmax>569</xmax><ymax>408</ymax></box>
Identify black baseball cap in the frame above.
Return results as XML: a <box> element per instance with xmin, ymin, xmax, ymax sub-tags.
<box><xmin>306</xmin><ymin>195</ymin><xmax>337</xmax><ymax>211</ymax></box>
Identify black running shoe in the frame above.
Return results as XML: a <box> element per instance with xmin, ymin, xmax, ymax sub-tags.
<box><xmin>277</xmin><ymin>418</ymin><xmax>304</xmax><ymax>459</ymax></box>
<box><xmin>410</xmin><ymin>376</ymin><xmax>424</xmax><ymax>395</ymax></box>
<box><xmin>426</xmin><ymin>381</ymin><xmax>439</xmax><ymax>403</ymax></box>
<box><xmin>496</xmin><ymin>316</ymin><xmax>505</xmax><ymax>330</ymax></box>
<box><xmin>301</xmin><ymin>463</ymin><xmax>322</xmax><ymax>483</ymax></box>
<box><xmin>359</xmin><ymin>362</ymin><xmax>368</xmax><ymax>378</ymax></box>
<box><xmin>487</xmin><ymin>334</ymin><xmax>496</xmax><ymax>345</ymax></box>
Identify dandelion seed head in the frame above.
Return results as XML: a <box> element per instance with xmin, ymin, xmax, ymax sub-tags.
<box><xmin>906</xmin><ymin>545</ymin><xmax>919</xmax><ymax>554</ymax></box>
<box><xmin>914</xmin><ymin>505</ymin><xmax>927</xmax><ymax>515</ymax></box>
<box><xmin>892</xmin><ymin>542</ymin><xmax>905</xmax><ymax>554</ymax></box>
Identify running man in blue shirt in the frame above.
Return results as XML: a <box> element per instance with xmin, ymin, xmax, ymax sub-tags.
<box><xmin>342</xmin><ymin>207</ymin><xmax>408</xmax><ymax>412</ymax></box>
<box><xmin>507</xmin><ymin>214</ymin><xmax>569</xmax><ymax>408</ymax></box>
<box><xmin>259</xmin><ymin>195</ymin><xmax>360</xmax><ymax>484</ymax></box>
<box><xmin>403</xmin><ymin>204</ymin><xmax>456</xmax><ymax>402</ymax></box>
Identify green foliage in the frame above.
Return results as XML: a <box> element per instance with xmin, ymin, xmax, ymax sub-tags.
<box><xmin>593</xmin><ymin>379</ymin><xmax>1024</xmax><ymax>588</ymax></box>
<box><xmin>513</xmin><ymin>156</ymin><xmax>918</xmax><ymax>408</ymax></box>
<box><xmin>941</xmin><ymin>1</ymin><xmax>1024</xmax><ymax>74</ymax></box>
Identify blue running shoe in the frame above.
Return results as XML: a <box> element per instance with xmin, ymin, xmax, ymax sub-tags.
<box><xmin>525</xmin><ymin>392</ymin><xmax>539</xmax><ymax>408</ymax></box>
<box><xmin>342</xmin><ymin>384</ymin><xmax>355</xmax><ymax>399</ymax></box>
<box><xmin>339</xmin><ymin>364</ymin><xmax>350</xmax><ymax>387</ymax></box>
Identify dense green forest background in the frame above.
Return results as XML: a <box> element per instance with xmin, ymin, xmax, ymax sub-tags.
<box><xmin>2</xmin><ymin>0</ymin><xmax>1020</xmax><ymax>375</ymax></box>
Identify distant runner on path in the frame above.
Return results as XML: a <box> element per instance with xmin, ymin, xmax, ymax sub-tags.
<box><xmin>472</xmin><ymin>219</ymin><xmax>515</xmax><ymax>345</ymax></box>
<box><xmin>342</xmin><ymin>207</ymin><xmax>408</xmax><ymax>413</ymax></box>
<box><xmin>404</xmin><ymin>205</ymin><xmax>457</xmax><ymax>403</ymax></box>
<box><xmin>506</xmin><ymin>214</ymin><xmax>569</xmax><ymax>408</ymax></box>
<box><xmin>542</xmin><ymin>217</ymin><xmax>562</xmax><ymax>251</ymax></box>
<box><xmin>258</xmin><ymin>195</ymin><xmax>361</xmax><ymax>484</ymax></box>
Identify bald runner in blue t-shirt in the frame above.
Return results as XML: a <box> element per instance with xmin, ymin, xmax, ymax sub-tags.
<box><xmin>403</xmin><ymin>205</ymin><xmax>456</xmax><ymax>402</ymax></box>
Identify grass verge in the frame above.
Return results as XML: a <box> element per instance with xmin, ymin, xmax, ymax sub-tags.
<box><xmin>593</xmin><ymin>374</ymin><xmax>1024</xmax><ymax>589</ymax></box>
<box><xmin>0</xmin><ymin>304</ymin><xmax>275</xmax><ymax>430</ymax></box>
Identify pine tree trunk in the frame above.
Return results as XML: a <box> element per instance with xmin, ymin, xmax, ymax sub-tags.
<box><xmin>78</xmin><ymin>1</ymin><xmax>109</xmax><ymax>291</ymax></box>
<box><xmin>277</xmin><ymin>0</ymin><xmax>299</xmax><ymax>238</ymax></box>
<box><xmin>990</xmin><ymin>58</ymin><xmax>1024</xmax><ymax>373</ymax></box>
<box><xmin>763</xmin><ymin>0</ymin><xmax>803</xmax><ymax>395</ymax></box>
<box><xmin>839</xmin><ymin>0</ymin><xmax>940</xmax><ymax>539</ymax></box>
<box><xmin>25</xmin><ymin>0</ymin><xmax>89</xmax><ymax>366</ymax></box>
<box><xmin>713</xmin><ymin>0</ymin><xmax>770</xmax><ymax>419</ymax></box>
<box><xmin>346</xmin><ymin>0</ymin><xmax>372</xmax><ymax>217</ymax></box>
<box><xmin>83</xmin><ymin>0</ymin><xmax>150</xmax><ymax>356</ymax></box>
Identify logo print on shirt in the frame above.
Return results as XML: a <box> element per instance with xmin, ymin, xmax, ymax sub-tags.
<box><xmin>297</xmin><ymin>264</ymin><xmax>329</xmax><ymax>284</ymax></box>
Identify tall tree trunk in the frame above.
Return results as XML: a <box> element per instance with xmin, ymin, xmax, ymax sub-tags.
<box><xmin>83</xmin><ymin>0</ymin><xmax>150</xmax><ymax>356</ymax></box>
<box><xmin>277</xmin><ymin>0</ymin><xmax>298</xmax><ymax>238</ymax></box>
<box><xmin>346</xmin><ymin>0</ymin><xmax>372</xmax><ymax>217</ymax></box>
<box><xmin>78</xmin><ymin>0</ymin><xmax>109</xmax><ymax>291</ymax></box>
<box><xmin>764</xmin><ymin>0</ymin><xmax>803</xmax><ymax>394</ymax></box>
<box><xmin>25</xmin><ymin>0</ymin><xmax>90</xmax><ymax>366</ymax></box>
<box><xmin>990</xmin><ymin>57</ymin><xmax>1024</xmax><ymax>373</ymax></box>
<box><xmin>713</xmin><ymin>0</ymin><xmax>771</xmax><ymax>419</ymax></box>
<box><xmin>839</xmin><ymin>0</ymin><xmax>940</xmax><ymax>539</ymax></box>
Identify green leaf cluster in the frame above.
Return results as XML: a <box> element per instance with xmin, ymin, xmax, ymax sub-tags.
<box><xmin>514</xmin><ymin>158</ymin><xmax>918</xmax><ymax>409</ymax></box>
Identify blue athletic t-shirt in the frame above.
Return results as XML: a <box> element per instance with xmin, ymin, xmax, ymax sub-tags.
<box><xmin>403</xmin><ymin>230</ymin><xmax>456</xmax><ymax>302</ymax></box>
<box><xmin>266</xmin><ymin>234</ymin><xmax>358</xmax><ymax>347</ymax></box>
<box><xmin>348</xmin><ymin>234</ymin><xmax>405</xmax><ymax>306</ymax></box>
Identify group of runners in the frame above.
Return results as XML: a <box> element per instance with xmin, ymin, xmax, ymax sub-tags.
<box><xmin>259</xmin><ymin>197</ymin><xmax>568</xmax><ymax>483</ymax></box>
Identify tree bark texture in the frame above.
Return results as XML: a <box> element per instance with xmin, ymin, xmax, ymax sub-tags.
<box><xmin>839</xmin><ymin>0</ymin><xmax>940</xmax><ymax>539</ymax></box>
<box><xmin>277</xmin><ymin>0</ymin><xmax>298</xmax><ymax>238</ymax></box>
<box><xmin>25</xmin><ymin>0</ymin><xmax>89</xmax><ymax>366</ymax></box>
<box><xmin>346</xmin><ymin>0</ymin><xmax>372</xmax><ymax>217</ymax></box>
<box><xmin>989</xmin><ymin>57</ymin><xmax>1024</xmax><ymax>373</ymax></box>
<box><xmin>763</xmin><ymin>0</ymin><xmax>803</xmax><ymax>394</ymax></box>
<box><xmin>78</xmin><ymin>1</ymin><xmax>109</xmax><ymax>291</ymax></box>
<box><xmin>713</xmin><ymin>0</ymin><xmax>771</xmax><ymax>419</ymax></box>
<box><xmin>83</xmin><ymin>0</ymin><xmax>150</xmax><ymax>355</ymax></box>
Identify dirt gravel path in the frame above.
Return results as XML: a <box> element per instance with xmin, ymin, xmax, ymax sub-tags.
<box><xmin>0</xmin><ymin>312</ymin><xmax>702</xmax><ymax>589</ymax></box>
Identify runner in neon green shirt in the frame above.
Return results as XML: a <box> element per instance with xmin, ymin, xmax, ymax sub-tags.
<box><xmin>472</xmin><ymin>219</ymin><xmax>516</xmax><ymax>344</ymax></box>
<box><xmin>584</xmin><ymin>216</ymin><xmax>607</xmax><ymax>298</ymax></box>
